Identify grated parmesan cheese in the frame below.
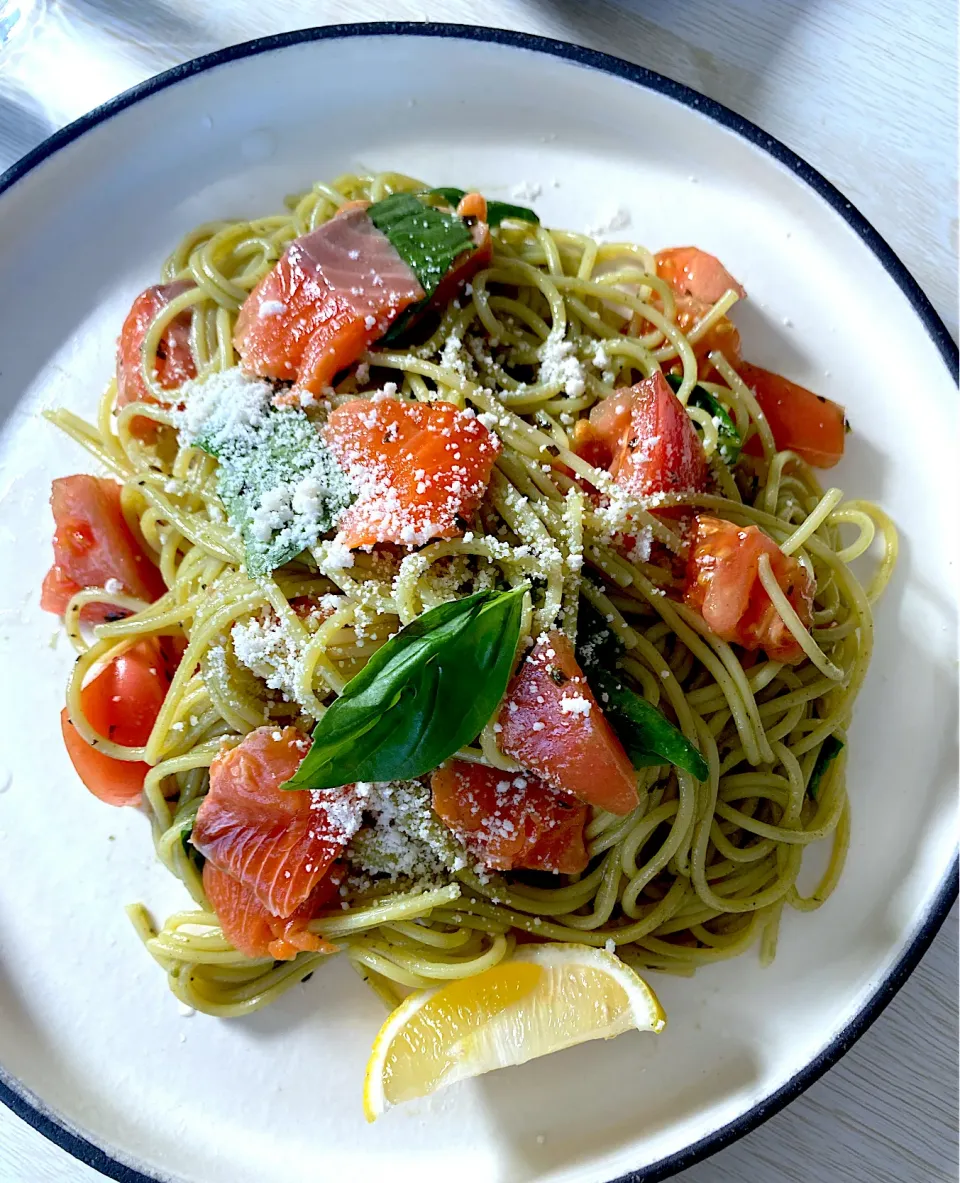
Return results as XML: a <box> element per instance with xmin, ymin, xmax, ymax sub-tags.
<box><xmin>346</xmin><ymin>779</ymin><xmax>467</xmax><ymax>884</ymax></box>
<box><xmin>538</xmin><ymin>331</ymin><xmax>586</xmax><ymax>397</ymax></box>
<box><xmin>231</xmin><ymin>614</ymin><xmax>306</xmax><ymax>706</ymax></box>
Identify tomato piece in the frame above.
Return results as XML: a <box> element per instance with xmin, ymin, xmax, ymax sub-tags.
<box><xmin>497</xmin><ymin>631</ymin><xmax>639</xmax><ymax>816</ymax></box>
<box><xmin>684</xmin><ymin>515</ymin><xmax>814</xmax><ymax>663</ymax></box>
<box><xmin>41</xmin><ymin>475</ymin><xmax>165</xmax><ymax>619</ymax></box>
<box><xmin>654</xmin><ymin>247</ymin><xmax>744</xmax><ymax>377</ymax></box>
<box><xmin>323</xmin><ymin>398</ymin><xmax>500</xmax><ymax>549</ymax></box>
<box><xmin>192</xmin><ymin>727</ymin><xmax>360</xmax><ymax>919</ymax></box>
<box><xmin>61</xmin><ymin>637</ymin><xmax>173</xmax><ymax>806</ymax></box>
<box><xmin>737</xmin><ymin>362</ymin><xmax>846</xmax><ymax>469</ymax></box>
<box><xmin>431</xmin><ymin>760</ymin><xmax>589</xmax><ymax>875</ymax></box>
<box><xmin>116</xmin><ymin>282</ymin><xmax>196</xmax><ymax>437</ymax></box>
<box><xmin>574</xmin><ymin>373</ymin><xmax>708</xmax><ymax>499</ymax></box>
<box><xmin>655</xmin><ymin>247</ymin><xmax>745</xmax><ymax>306</ymax></box>
<box><xmin>202</xmin><ymin>861</ymin><xmax>340</xmax><ymax>961</ymax></box>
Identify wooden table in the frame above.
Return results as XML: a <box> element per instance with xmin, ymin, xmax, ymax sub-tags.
<box><xmin>0</xmin><ymin>2</ymin><xmax>955</xmax><ymax>1180</ymax></box>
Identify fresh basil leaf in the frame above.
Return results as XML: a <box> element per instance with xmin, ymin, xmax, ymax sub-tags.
<box><xmin>807</xmin><ymin>735</ymin><xmax>844</xmax><ymax>800</ymax></box>
<box><xmin>425</xmin><ymin>187</ymin><xmax>467</xmax><ymax>207</ymax></box>
<box><xmin>199</xmin><ymin>406</ymin><xmax>354</xmax><ymax>578</ymax></box>
<box><xmin>425</xmin><ymin>188</ymin><xmax>540</xmax><ymax>228</ymax></box>
<box><xmin>575</xmin><ymin>597</ymin><xmax>623</xmax><ymax>673</ymax></box>
<box><xmin>284</xmin><ymin>585</ymin><xmax>527</xmax><ymax>789</ymax></box>
<box><xmin>368</xmin><ymin>193</ymin><xmax>473</xmax><ymax>298</ymax></box>
<box><xmin>666</xmin><ymin>372</ymin><xmax>742</xmax><ymax>465</ymax></box>
<box><xmin>181</xmin><ymin>826</ymin><xmax>204</xmax><ymax>873</ymax></box>
<box><xmin>589</xmin><ymin>667</ymin><xmax>709</xmax><ymax>781</ymax></box>
<box><xmin>485</xmin><ymin>201</ymin><xmax>540</xmax><ymax>227</ymax></box>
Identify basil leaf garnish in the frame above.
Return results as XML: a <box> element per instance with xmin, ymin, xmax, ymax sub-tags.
<box><xmin>368</xmin><ymin>193</ymin><xmax>473</xmax><ymax>298</ymax></box>
<box><xmin>575</xmin><ymin>600</ymin><xmax>707</xmax><ymax>781</ymax></box>
<box><xmin>424</xmin><ymin>187</ymin><xmax>540</xmax><ymax>227</ymax></box>
<box><xmin>666</xmin><ymin>372</ymin><xmax>742</xmax><ymax>465</ymax></box>
<box><xmin>590</xmin><ymin>667</ymin><xmax>709</xmax><ymax>781</ymax></box>
<box><xmin>284</xmin><ymin>585</ymin><xmax>527</xmax><ymax>789</ymax></box>
<box><xmin>424</xmin><ymin>187</ymin><xmax>466</xmax><ymax>206</ymax></box>
<box><xmin>808</xmin><ymin>735</ymin><xmax>844</xmax><ymax>799</ymax></box>
<box><xmin>485</xmin><ymin>201</ymin><xmax>540</xmax><ymax>227</ymax></box>
<box><xmin>198</xmin><ymin>405</ymin><xmax>354</xmax><ymax>578</ymax></box>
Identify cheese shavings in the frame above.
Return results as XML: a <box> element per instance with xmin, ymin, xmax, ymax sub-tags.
<box><xmin>347</xmin><ymin>779</ymin><xmax>467</xmax><ymax>884</ymax></box>
<box><xmin>175</xmin><ymin>368</ymin><xmax>355</xmax><ymax>577</ymax></box>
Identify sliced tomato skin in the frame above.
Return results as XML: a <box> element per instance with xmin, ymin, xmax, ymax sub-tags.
<box><xmin>116</xmin><ymin>282</ymin><xmax>196</xmax><ymax>436</ymax></box>
<box><xmin>684</xmin><ymin>515</ymin><xmax>814</xmax><ymax>663</ymax></box>
<box><xmin>431</xmin><ymin>760</ymin><xmax>589</xmax><ymax>874</ymax></box>
<box><xmin>41</xmin><ymin>475</ymin><xmax>165</xmax><ymax>618</ymax></box>
<box><xmin>202</xmin><ymin>861</ymin><xmax>340</xmax><ymax>961</ymax></box>
<box><xmin>497</xmin><ymin>631</ymin><xmax>639</xmax><ymax>816</ymax></box>
<box><xmin>61</xmin><ymin>637</ymin><xmax>174</xmax><ymax>806</ymax></box>
<box><xmin>654</xmin><ymin>247</ymin><xmax>744</xmax><ymax>377</ymax></box>
<box><xmin>655</xmin><ymin>247</ymin><xmax>745</xmax><ymax>305</ymax></box>
<box><xmin>575</xmin><ymin>373</ymin><xmax>708</xmax><ymax>500</ymax></box>
<box><xmin>737</xmin><ymin>362</ymin><xmax>846</xmax><ymax>469</ymax></box>
<box><xmin>192</xmin><ymin>727</ymin><xmax>358</xmax><ymax>919</ymax></box>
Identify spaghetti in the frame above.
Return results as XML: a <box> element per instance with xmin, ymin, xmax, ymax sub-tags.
<box><xmin>45</xmin><ymin>170</ymin><xmax>897</xmax><ymax>1018</ymax></box>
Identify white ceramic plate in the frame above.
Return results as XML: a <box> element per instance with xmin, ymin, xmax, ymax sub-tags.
<box><xmin>0</xmin><ymin>24</ymin><xmax>955</xmax><ymax>1183</ymax></box>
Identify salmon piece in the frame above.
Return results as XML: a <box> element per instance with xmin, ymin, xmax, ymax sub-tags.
<box><xmin>202</xmin><ymin>861</ymin><xmax>340</xmax><ymax>961</ymax></box>
<box><xmin>323</xmin><ymin>398</ymin><xmax>500</xmax><ymax>549</ymax></box>
<box><xmin>498</xmin><ymin>631</ymin><xmax>639</xmax><ymax>816</ymax></box>
<box><xmin>574</xmin><ymin>373</ymin><xmax>708</xmax><ymax>499</ymax></box>
<box><xmin>655</xmin><ymin>247</ymin><xmax>745</xmax><ymax>305</ymax></box>
<box><xmin>234</xmin><ymin>208</ymin><xmax>424</xmax><ymax>404</ymax></box>
<box><xmin>684</xmin><ymin>515</ymin><xmax>814</xmax><ymax>663</ymax></box>
<box><xmin>40</xmin><ymin>475</ymin><xmax>165</xmax><ymax>620</ymax></box>
<box><xmin>431</xmin><ymin>760</ymin><xmax>588</xmax><ymax>875</ymax></box>
<box><xmin>116</xmin><ymin>282</ymin><xmax>196</xmax><ymax>436</ymax></box>
<box><xmin>192</xmin><ymin>726</ymin><xmax>361</xmax><ymax>919</ymax></box>
<box><xmin>737</xmin><ymin>362</ymin><xmax>846</xmax><ymax>468</ymax></box>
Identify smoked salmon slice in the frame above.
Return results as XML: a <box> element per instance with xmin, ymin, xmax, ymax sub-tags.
<box><xmin>234</xmin><ymin>208</ymin><xmax>424</xmax><ymax>404</ymax></box>
<box><xmin>202</xmin><ymin>861</ymin><xmax>340</xmax><ymax>961</ymax></box>
<box><xmin>322</xmin><ymin>398</ymin><xmax>500</xmax><ymax>549</ymax></box>
<box><xmin>431</xmin><ymin>760</ymin><xmax>589</xmax><ymax>875</ymax></box>
<box><xmin>116</xmin><ymin>281</ymin><xmax>196</xmax><ymax>434</ymax></box>
<box><xmin>191</xmin><ymin>727</ymin><xmax>361</xmax><ymax>919</ymax></box>
<box><xmin>498</xmin><ymin>632</ymin><xmax>639</xmax><ymax>816</ymax></box>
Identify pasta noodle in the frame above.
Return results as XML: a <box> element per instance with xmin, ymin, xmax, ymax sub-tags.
<box><xmin>46</xmin><ymin>170</ymin><xmax>896</xmax><ymax>1015</ymax></box>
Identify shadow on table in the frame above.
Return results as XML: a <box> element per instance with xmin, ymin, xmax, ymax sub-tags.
<box><xmin>0</xmin><ymin>83</ymin><xmax>55</xmax><ymax>168</ymax></box>
<box><xmin>61</xmin><ymin>0</ymin><xmax>209</xmax><ymax>55</ymax></box>
<box><xmin>523</xmin><ymin>0</ymin><xmax>811</xmax><ymax>117</ymax></box>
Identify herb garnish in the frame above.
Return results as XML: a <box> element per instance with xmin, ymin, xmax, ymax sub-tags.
<box><xmin>808</xmin><ymin>735</ymin><xmax>844</xmax><ymax>799</ymax></box>
<box><xmin>425</xmin><ymin>187</ymin><xmax>540</xmax><ymax>227</ymax></box>
<box><xmin>666</xmin><ymin>372</ymin><xmax>742</xmax><ymax>466</ymax></box>
<box><xmin>577</xmin><ymin>600</ymin><xmax>708</xmax><ymax>781</ymax></box>
<box><xmin>284</xmin><ymin>585</ymin><xmax>527</xmax><ymax>790</ymax></box>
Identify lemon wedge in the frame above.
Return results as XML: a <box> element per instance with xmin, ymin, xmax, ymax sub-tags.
<box><xmin>362</xmin><ymin>942</ymin><xmax>665</xmax><ymax>1120</ymax></box>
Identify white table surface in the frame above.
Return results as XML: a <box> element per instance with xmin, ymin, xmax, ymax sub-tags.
<box><xmin>0</xmin><ymin>2</ymin><xmax>956</xmax><ymax>1180</ymax></box>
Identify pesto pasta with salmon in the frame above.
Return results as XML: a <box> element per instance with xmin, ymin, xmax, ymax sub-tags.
<box><xmin>41</xmin><ymin>171</ymin><xmax>896</xmax><ymax>1100</ymax></box>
